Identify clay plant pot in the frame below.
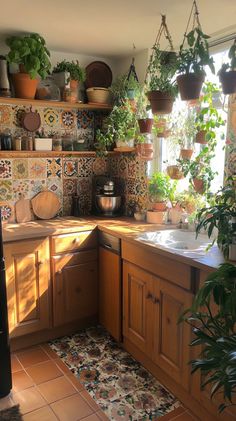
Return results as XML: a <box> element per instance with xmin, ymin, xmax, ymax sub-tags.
<box><xmin>152</xmin><ymin>202</ymin><xmax>167</xmax><ymax>211</ymax></box>
<box><xmin>146</xmin><ymin>210</ymin><xmax>166</xmax><ymax>224</ymax></box>
<box><xmin>138</xmin><ymin>118</ymin><xmax>153</xmax><ymax>134</ymax></box>
<box><xmin>167</xmin><ymin>165</ymin><xmax>184</xmax><ymax>180</ymax></box>
<box><xmin>219</xmin><ymin>70</ymin><xmax>236</xmax><ymax>95</ymax></box>
<box><xmin>147</xmin><ymin>91</ymin><xmax>174</xmax><ymax>114</ymax></box>
<box><xmin>136</xmin><ymin>143</ymin><xmax>153</xmax><ymax>161</ymax></box>
<box><xmin>12</xmin><ymin>72</ymin><xmax>38</xmax><ymax>99</ymax></box>
<box><xmin>177</xmin><ymin>73</ymin><xmax>205</xmax><ymax>100</ymax></box>
<box><xmin>180</xmin><ymin>149</ymin><xmax>193</xmax><ymax>160</ymax></box>
<box><xmin>195</xmin><ymin>130</ymin><xmax>207</xmax><ymax>144</ymax></box>
<box><xmin>193</xmin><ymin>178</ymin><xmax>205</xmax><ymax>194</ymax></box>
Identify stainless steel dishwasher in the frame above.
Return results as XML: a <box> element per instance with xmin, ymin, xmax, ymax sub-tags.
<box><xmin>98</xmin><ymin>231</ymin><xmax>122</xmax><ymax>342</ymax></box>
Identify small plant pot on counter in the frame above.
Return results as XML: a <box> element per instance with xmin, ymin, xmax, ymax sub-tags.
<box><xmin>134</xmin><ymin>212</ymin><xmax>146</xmax><ymax>222</ymax></box>
<box><xmin>136</xmin><ymin>143</ymin><xmax>154</xmax><ymax>161</ymax></box>
<box><xmin>219</xmin><ymin>70</ymin><xmax>236</xmax><ymax>95</ymax></box>
<box><xmin>177</xmin><ymin>73</ymin><xmax>205</xmax><ymax>100</ymax></box>
<box><xmin>195</xmin><ymin>130</ymin><xmax>207</xmax><ymax>144</ymax></box>
<box><xmin>180</xmin><ymin>149</ymin><xmax>193</xmax><ymax>160</ymax></box>
<box><xmin>147</xmin><ymin>91</ymin><xmax>174</xmax><ymax>114</ymax></box>
<box><xmin>152</xmin><ymin>202</ymin><xmax>167</xmax><ymax>211</ymax></box>
<box><xmin>146</xmin><ymin>210</ymin><xmax>166</xmax><ymax>224</ymax></box>
<box><xmin>193</xmin><ymin>178</ymin><xmax>205</xmax><ymax>194</ymax></box>
<box><xmin>167</xmin><ymin>165</ymin><xmax>184</xmax><ymax>180</ymax></box>
<box><xmin>138</xmin><ymin>118</ymin><xmax>153</xmax><ymax>134</ymax></box>
<box><xmin>12</xmin><ymin>71</ymin><xmax>39</xmax><ymax>99</ymax></box>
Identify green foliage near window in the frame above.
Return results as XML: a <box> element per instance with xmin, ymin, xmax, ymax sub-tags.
<box><xmin>53</xmin><ymin>60</ymin><xmax>86</xmax><ymax>82</ymax></box>
<box><xmin>148</xmin><ymin>172</ymin><xmax>176</xmax><ymax>202</ymax></box>
<box><xmin>196</xmin><ymin>178</ymin><xmax>236</xmax><ymax>259</ymax></box>
<box><xmin>109</xmin><ymin>74</ymin><xmax>140</xmax><ymax>105</ymax></box>
<box><xmin>171</xmin><ymin>108</ymin><xmax>197</xmax><ymax>149</ymax></box>
<box><xmin>180</xmin><ymin>263</ymin><xmax>236</xmax><ymax>413</ymax></box>
<box><xmin>146</xmin><ymin>47</ymin><xmax>178</xmax><ymax>97</ymax></box>
<box><xmin>6</xmin><ymin>33</ymin><xmax>51</xmax><ymax>79</ymax></box>
<box><xmin>218</xmin><ymin>39</ymin><xmax>236</xmax><ymax>75</ymax></box>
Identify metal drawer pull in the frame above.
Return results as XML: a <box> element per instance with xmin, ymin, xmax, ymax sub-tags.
<box><xmin>146</xmin><ymin>292</ymin><xmax>153</xmax><ymax>300</ymax></box>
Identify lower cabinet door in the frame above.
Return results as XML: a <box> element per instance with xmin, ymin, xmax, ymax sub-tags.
<box><xmin>4</xmin><ymin>238</ymin><xmax>50</xmax><ymax>338</ymax></box>
<box><xmin>152</xmin><ymin>277</ymin><xmax>193</xmax><ymax>391</ymax></box>
<box><xmin>123</xmin><ymin>262</ymin><xmax>153</xmax><ymax>354</ymax></box>
<box><xmin>53</xmin><ymin>256</ymin><xmax>98</xmax><ymax>327</ymax></box>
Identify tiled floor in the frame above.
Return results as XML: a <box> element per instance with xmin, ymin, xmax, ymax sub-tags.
<box><xmin>0</xmin><ymin>332</ymin><xmax>199</xmax><ymax>421</ymax></box>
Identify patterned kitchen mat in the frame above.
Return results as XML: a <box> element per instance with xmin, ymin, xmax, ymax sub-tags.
<box><xmin>50</xmin><ymin>326</ymin><xmax>180</xmax><ymax>420</ymax></box>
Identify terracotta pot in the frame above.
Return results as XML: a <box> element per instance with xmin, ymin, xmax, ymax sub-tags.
<box><xmin>70</xmin><ymin>79</ymin><xmax>78</xmax><ymax>89</ymax></box>
<box><xmin>147</xmin><ymin>91</ymin><xmax>174</xmax><ymax>114</ymax></box>
<box><xmin>177</xmin><ymin>73</ymin><xmax>205</xmax><ymax>100</ymax></box>
<box><xmin>180</xmin><ymin>149</ymin><xmax>193</xmax><ymax>160</ymax></box>
<box><xmin>152</xmin><ymin>202</ymin><xmax>167</xmax><ymax>211</ymax></box>
<box><xmin>146</xmin><ymin>210</ymin><xmax>166</xmax><ymax>224</ymax></box>
<box><xmin>193</xmin><ymin>178</ymin><xmax>205</xmax><ymax>194</ymax></box>
<box><xmin>195</xmin><ymin>130</ymin><xmax>207</xmax><ymax>144</ymax></box>
<box><xmin>167</xmin><ymin>165</ymin><xmax>184</xmax><ymax>180</ymax></box>
<box><xmin>12</xmin><ymin>72</ymin><xmax>38</xmax><ymax>99</ymax></box>
<box><xmin>157</xmin><ymin>129</ymin><xmax>171</xmax><ymax>138</ymax></box>
<box><xmin>219</xmin><ymin>70</ymin><xmax>236</xmax><ymax>95</ymax></box>
<box><xmin>136</xmin><ymin>143</ymin><xmax>153</xmax><ymax>161</ymax></box>
<box><xmin>138</xmin><ymin>118</ymin><xmax>153</xmax><ymax>133</ymax></box>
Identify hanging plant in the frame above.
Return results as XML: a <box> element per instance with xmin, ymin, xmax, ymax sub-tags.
<box><xmin>146</xmin><ymin>15</ymin><xmax>178</xmax><ymax>114</ymax></box>
<box><xmin>176</xmin><ymin>0</ymin><xmax>215</xmax><ymax>100</ymax></box>
<box><xmin>135</xmin><ymin>134</ymin><xmax>153</xmax><ymax>161</ymax></box>
<box><xmin>218</xmin><ymin>39</ymin><xmax>236</xmax><ymax>95</ymax></box>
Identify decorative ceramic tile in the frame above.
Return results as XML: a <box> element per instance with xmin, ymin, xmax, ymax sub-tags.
<box><xmin>12</xmin><ymin>159</ymin><xmax>28</xmax><ymax>179</ymax></box>
<box><xmin>46</xmin><ymin>158</ymin><xmax>62</xmax><ymax>178</ymax></box>
<box><xmin>12</xmin><ymin>105</ymin><xmax>27</xmax><ymax>127</ymax></box>
<box><xmin>0</xmin><ymin>105</ymin><xmax>11</xmax><ymax>125</ymax></box>
<box><xmin>77</xmin><ymin>157</ymin><xmax>95</xmax><ymax>177</ymax></box>
<box><xmin>92</xmin><ymin>158</ymin><xmax>107</xmax><ymax>175</ymax></box>
<box><xmin>77</xmin><ymin>128</ymin><xmax>94</xmax><ymax>150</ymax></box>
<box><xmin>63</xmin><ymin>178</ymin><xmax>77</xmax><ymax>196</ymax></box>
<box><xmin>79</xmin><ymin>194</ymin><xmax>92</xmax><ymax>215</ymax></box>
<box><xmin>0</xmin><ymin>159</ymin><xmax>12</xmax><ymax>179</ymax></box>
<box><xmin>46</xmin><ymin>178</ymin><xmax>63</xmax><ymax>198</ymax></box>
<box><xmin>28</xmin><ymin>179</ymin><xmax>46</xmax><ymax>199</ymax></box>
<box><xmin>43</xmin><ymin>108</ymin><xmax>59</xmax><ymax>127</ymax></box>
<box><xmin>61</xmin><ymin>110</ymin><xmax>75</xmax><ymax>129</ymax></box>
<box><xmin>108</xmin><ymin>157</ymin><xmax>119</xmax><ymax>177</ymax></box>
<box><xmin>126</xmin><ymin>178</ymin><xmax>136</xmax><ymax>195</ymax></box>
<box><xmin>0</xmin><ymin>201</ymin><xmax>15</xmax><ymax>223</ymax></box>
<box><xmin>12</xmin><ymin>180</ymin><xmax>30</xmax><ymax>200</ymax></box>
<box><xmin>77</xmin><ymin>110</ymin><xmax>94</xmax><ymax>129</ymax></box>
<box><xmin>62</xmin><ymin>195</ymin><xmax>72</xmax><ymax>216</ymax></box>
<box><xmin>117</xmin><ymin>156</ymin><xmax>128</xmax><ymax>178</ymax></box>
<box><xmin>0</xmin><ymin>180</ymin><xmax>13</xmax><ymax>201</ymax></box>
<box><xmin>77</xmin><ymin>177</ymin><xmax>92</xmax><ymax>195</ymax></box>
<box><xmin>63</xmin><ymin>159</ymin><xmax>77</xmax><ymax>178</ymax></box>
<box><xmin>29</xmin><ymin>158</ymin><xmax>47</xmax><ymax>179</ymax></box>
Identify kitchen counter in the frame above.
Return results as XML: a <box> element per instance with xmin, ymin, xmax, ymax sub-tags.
<box><xmin>3</xmin><ymin>216</ymin><xmax>225</xmax><ymax>271</ymax></box>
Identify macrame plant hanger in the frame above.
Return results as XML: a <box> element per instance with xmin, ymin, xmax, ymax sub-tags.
<box><xmin>127</xmin><ymin>44</ymin><xmax>139</xmax><ymax>82</ymax></box>
<box><xmin>180</xmin><ymin>0</ymin><xmax>201</xmax><ymax>51</ymax></box>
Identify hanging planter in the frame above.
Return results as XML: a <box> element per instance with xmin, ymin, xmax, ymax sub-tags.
<box><xmin>145</xmin><ymin>15</ymin><xmax>178</xmax><ymax>115</ymax></box>
<box><xmin>195</xmin><ymin>130</ymin><xmax>207</xmax><ymax>144</ymax></box>
<box><xmin>176</xmin><ymin>1</ymin><xmax>214</xmax><ymax>101</ymax></box>
<box><xmin>218</xmin><ymin>40</ymin><xmax>236</xmax><ymax>95</ymax></box>
<box><xmin>180</xmin><ymin>148</ymin><xmax>193</xmax><ymax>159</ymax></box>
<box><xmin>193</xmin><ymin>177</ymin><xmax>205</xmax><ymax>194</ymax></box>
<box><xmin>136</xmin><ymin>143</ymin><xmax>153</xmax><ymax>161</ymax></box>
<box><xmin>138</xmin><ymin>118</ymin><xmax>153</xmax><ymax>134</ymax></box>
<box><xmin>167</xmin><ymin>165</ymin><xmax>184</xmax><ymax>180</ymax></box>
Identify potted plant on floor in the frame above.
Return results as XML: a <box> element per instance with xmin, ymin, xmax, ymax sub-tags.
<box><xmin>146</xmin><ymin>15</ymin><xmax>178</xmax><ymax>114</ymax></box>
<box><xmin>176</xmin><ymin>2</ymin><xmax>214</xmax><ymax>100</ymax></box>
<box><xmin>53</xmin><ymin>60</ymin><xmax>86</xmax><ymax>102</ymax></box>
<box><xmin>218</xmin><ymin>39</ymin><xmax>236</xmax><ymax>95</ymax></box>
<box><xmin>6</xmin><ymin>33</ymin><xmax>51</xmax><ymax>99</ymax></box>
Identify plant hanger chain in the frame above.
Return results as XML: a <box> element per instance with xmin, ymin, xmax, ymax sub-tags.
<box><xmin>127</xmin><ymin>43</ymin><xmax>139</xmax><ymax>82</ymax></box>
<box><xmin>181</xmin><ymin>0</ymin><xmax>202</xmax><ymax>49</ymax></box>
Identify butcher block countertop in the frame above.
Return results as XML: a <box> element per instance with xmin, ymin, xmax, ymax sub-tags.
<box><xmin>3</xmin><ymin>216</ymin><xmax>225</xmax><ymax>271</ymax></box>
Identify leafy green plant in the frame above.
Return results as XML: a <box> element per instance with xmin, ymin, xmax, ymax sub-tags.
<box><xmin>146</xmin><ymin>47</ymin><xmax>178</xmax><ymax>97</ymax></box>
<box><xmin>196</xmin><ymin>178</ymin><xmax>236</xmax><ymax>259</ymax></box>
<box><xmin>177</xmin><ymin>27</ymin><xmax>214</xmax><ymax>75</ymax></box>
<box><xmin>94</xmin><ymin>129</ymin><xmax>114</xmax><ymax>157</ymax></box>
<box><xmin>110</xmin><ymin>74</ymin><xmax>140</xmax><ymax>105</ymax></box>
<box><xmin>171</xmin><ymin>108</ymin><xmax>197</xmax><ymax>149</ymax></box>
<box><xmin>218</xmin><ymin>39</ymin><xmax>236</xmax><ymax>75</ymax></box>
<box><xmin>180</xmin><ymin>263</ymin><xmax>236</xmax><ymax>413</ymax></box>
<box><xmin>6</xmin><ymin>33</ymin><xmax>51</xmax><ymax>79</ymax></box>
<box><xmin>53</xmin><ymin>60</ymin><xmax>86</xmax><ymax>82</ymax></box>
<box><xmin>148</xmin><ymin>172</ymin><xmax>174</xmax><ymax>202</ymax></box>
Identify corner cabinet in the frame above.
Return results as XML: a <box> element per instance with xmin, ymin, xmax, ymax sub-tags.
<box><xmin>4</xmin><ymin>238</ymin><xmax>50</xmax><ymax>338</ymax></box>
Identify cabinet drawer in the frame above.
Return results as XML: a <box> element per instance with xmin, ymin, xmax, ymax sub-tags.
<box><xmin>52</xmin><ymin>249</ymin><xmax>97</xmax><ymax>272</ymax></box>
<box><xmin>51</xmin><ymin>230</ymin><xmax>97</xmax><ymax>254</ymax></box>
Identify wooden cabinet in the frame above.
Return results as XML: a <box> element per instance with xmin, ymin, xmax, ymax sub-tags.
<box><xmin>123</xmin><ymin>260</ymin><xmax>193</xmax><ymax>390</ymax></box>
<box><xmin>4</xmin><ymin>238</ymin><xmax>50</xmax><ymax>338</ymax></box>
<box><xmin>99</xmin><ymin>246</ymin><xmax>121</xmax><ymax>341</ymax></box>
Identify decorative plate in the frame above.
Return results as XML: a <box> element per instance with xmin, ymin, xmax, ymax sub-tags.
<box><xmin>85</xmin><ymin>61</ymin><xmax>112</xmax><ymax>88</ymax></box>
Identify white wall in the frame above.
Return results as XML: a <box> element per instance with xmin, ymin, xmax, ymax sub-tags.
<box><xmin>113</xmin><ymin>48</ymin><xmax>150</xmax><ymax>83</ymax></box>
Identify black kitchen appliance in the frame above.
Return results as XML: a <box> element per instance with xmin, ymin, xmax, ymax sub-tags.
<box><xmin>0</xmin><ymin>209</ymin><xmax>12</xmax><ymax>397</ymax></box>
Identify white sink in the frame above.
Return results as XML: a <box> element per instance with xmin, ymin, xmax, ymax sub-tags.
<box><xmin>137</xmin><ymin>230</ymin><xmax>211</xmax><ymax>254</ymax></box>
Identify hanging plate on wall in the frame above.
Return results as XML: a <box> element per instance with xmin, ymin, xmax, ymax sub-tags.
<box><xmin>85</xmin><ymin>61</ymin><xmax>113</xmax><ymax>88</ymax></box>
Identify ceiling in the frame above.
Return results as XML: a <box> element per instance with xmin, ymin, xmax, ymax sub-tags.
<box><xmin>1</xmin><ymin>0</ymin><xmax>236</xmax><ymax>57</ymax></box>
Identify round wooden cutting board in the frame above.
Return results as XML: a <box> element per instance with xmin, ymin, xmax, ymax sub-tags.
<box><xmin>31</xmin><ymin>191</ymin><xmax>61</xmax><ymax>220</ymax></box>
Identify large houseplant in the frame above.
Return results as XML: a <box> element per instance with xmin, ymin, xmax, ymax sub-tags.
<box><xmin>180</xmin><ymin>263</ymin><xmax>236</xmax><ymax>413</ymax></box>
<box><xmin>6</xmin><ymin>33</ymin><xmax>51</xmax><ymax>99</ymax></box>
<box><xmin>218</xmin><ymin>39</ymin><xmax>236</xmax><ymax>95</ymax></box>
<box><xmin>148</xmin><ymin>172</ymin><xmax>173</xmax><ymax>210</ymax></box>
<box><xmin>110</xmin><ymin>73</ymin><xmax>140</xmax><ymax>105</ymax></box>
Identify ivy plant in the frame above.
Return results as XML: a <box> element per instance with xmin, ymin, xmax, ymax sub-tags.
<box><xmin>53</xmin><ymin>60</ymin><xmax>86</xmax><ymax>82</ymax></box>
<box><xmin>146</xmin><ymin>47</ymin><xmax>178</xmax><ymax>97</ymax></box>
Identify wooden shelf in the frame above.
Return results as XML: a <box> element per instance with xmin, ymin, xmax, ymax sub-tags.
<box><xmin>0</xmin><ymin>97</ymin><xmax>112</xmax><ymax>111</ymax></box>
<box><xmin>0</xmin><ymin>150</ymin><xmax>119</xmax><ymax>158</ymax></box>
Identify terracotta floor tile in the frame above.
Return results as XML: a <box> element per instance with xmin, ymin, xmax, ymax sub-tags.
<box><xmin>12</xmin><ymin>386</ymin><xmax>46</xmax><ymax>414</ymax></box>
<box><xmin>11</xmin><ymin>354</ymin><xmax>23</xmax><ymax>373</ymax></box>
<box><xmin>23</xmin><ymin>405</ymin><xmax>58</xmax><ymax>421</ymax></box>
<box><xmin>67</xmin><ymin>374</ymin><xmax>84</xmax><ymax>392</ymax></box>
<box><xmin>12</xmin><ymin>370</ymin><xmax>34</xmax><ymax>392</ymax></box>
<box><xmin>54</xmin><ymin>358</ymin><xmax>72</xmax><ymax>376</ymax></box>
<box><xmin>37</xmin><ymin>376</ymin><xmax>77</xmax><ymax>403</ymax></box>
<box><xmin>40</xmin><ymin>344</ymin><xmax>58</xmax><ymax>360</ymax></box>
<box><xmin>51</xmin><ymin>394</ymin><xmax>93</xmax><ymax>421</ymax></box>
<box><xmin>17</xmin><ymin>347</ymin><xmax>50</xmax><ymax>368</ymax></box>
<box><xmin>96</xmin><ymin>410</ymin><xmax>110</xmax><ymax>421</ymax></box>
<box><xmin>80</xmin><ymin>390</ymin><xmax>100</xmax><ymax>412</ymax></box>
<box><xmin>26</xmin><ymin>360</ymin><xmax>63</xmax><ymax>385</ymax></box>
<box><xmin>0</xmin><ymin>395</ymin><xmax>14</xmax><ymax>410</ymax></box>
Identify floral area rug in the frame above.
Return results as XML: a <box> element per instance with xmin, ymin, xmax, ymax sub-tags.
<box><xmin>50</xmin><ymin>326</ymin><xmax>180</xmax><ymax>420</ymax></box>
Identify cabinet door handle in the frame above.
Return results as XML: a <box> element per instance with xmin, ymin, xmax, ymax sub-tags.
<box><xmin>154</xmin><ymin>297</ymin><xmax>160</xmax><ymax>304</ymax></box>
<box><xmin>146</xmin><ymin>292</ymin><xmax>153</xmax><ymax>300</ymax></box>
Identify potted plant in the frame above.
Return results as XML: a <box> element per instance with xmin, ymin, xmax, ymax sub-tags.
<box><xmin>152</xmin><ymin>116</ymin><xmax>171</xmax><ymax>138</ymax></box>
<box><xmin>180</xmin><ymin>263</ymin><xmax>236</xmax><ymax>413</ymax></box>
<box><xmin>176</xmin><ymin>4</ymin><xmax>214</xmax><ymax>101</ymax></box>
<box><xmin>109</xmin><ymin>73</ymin><xmax>140</xmax><ymax>105</ymax></box>
<box><xmin>106</xmin><ymin>102</ymin><xmax>137</xmax><ymax>149</ymax></box>
<box><xmin>148</xmin><ymin>172</ymin><xmax>172</xmax><ymax>211</ymax></box>
<box><xmin>136</xmin><ymin>90</ymin><xmax>153</xmax><ymax>134</ymax></box>
<box><xmin>174</xmin><ymin>108</ymin><xmax>196</xmax><ymax>159</ymax></box>
<box><xmin>135</xmin><ymin>134</ymin><xmax>153</xmax><ymax>161</ymax></box>
<box><xmin>53</xmin><ymin>60</ymin><xmax>86</xmax><ymax>103</ymax></box>
<box><xmin>218</xmin><ymin>39</ymin><xmax>236</xmax><ymax>95</ymax></box>
<box><xmin>6</xmin><ymin>33</ymin><xmax>51</xmax><ymax>99</ymax></box>
<box><xmin>94</xmin><ymin>129</ymin><xmax>114</xmax><ymax>157</ymax></box>
<box><xmin>166</xmin><ymin>164</ymin><xmax>184</xmax><ymax>180</ymax></box>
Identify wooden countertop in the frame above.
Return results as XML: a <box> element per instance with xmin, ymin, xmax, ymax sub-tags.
<box><xmin>3</xmin><ymin>216</ymin><xmax>225</xmax><ymax>271</ymax></box>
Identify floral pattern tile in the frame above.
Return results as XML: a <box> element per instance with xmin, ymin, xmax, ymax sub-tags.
<box><xmin>50</xmin><ymin>326</ymin><xmax>180</xmax><ymax>420</ymax></box>
<box><xmin>0</xmin><ymin>159</ymin><xmax>12</xmax><ymax>179</ymax></box>
<box><xmin>62</xmin><ymin>195</ymin><xmax>72</xmax><ymax>216</ymax></box>
<box><xmin>46</xmin><ymin>178</ymin><xmax>63</xmax><ymax>198</ymax></box>
<box><xmin>0</xmin><ymin>201</ymin><xmax>15</xmax><ymax>223</ymax></box>
<box><xmin>28</xmin><ymin>179</ymin><xmax>46</xmax><ymax>199</ymax></box>
<box><xmin>0</xmin><ymin>180</ymin><xmax>13</xmax><ymax>201</ymax></box>
<box><xmin>12</xmin><ymin>159</ymin><xmax>28</xmax><ymax>179</ymax></box>
<box><xmin>12</xmin><ymin>105</ymin><xmax>26</xmax><ymax>127</ymax></box>
<box><xmin>63</xmin><ymin>159</ymin><xmax>77</xmax><ymax>178</ymax></box>
<box><xmin>43</xmin><ymin>108</ymin><xmax>59</xmax><ymax>127</ymax></box>
<box><xmin>77</xmin><ymin>177</ymin><xmax>92</xmax><ymax>195</ymax></box>
<box><xmin>61</xmin><ymin>110</ymin><xmax>75</xmax><ymax>129</ymax></box>
<box><xmin>77</xmin><ymin>110</ymin><xmax>94</xmax><ymax>129</ymax></box>
<box><xmin>77</xmin><ymin>157</ymin><xmax>95</xmax><ymax>177</ymax></box>
<box><xmin>46</xmin><ymin>158</ymin><xmax>62</xmax><ymax>178</ymax></box>
<box><xmin>12</xmin><ymin>180</ymin><xmax>30</xmax><ymax>200</ymax></box>
<box><xmin>0</xmin><ymin>105</ymin><xmax>11</xmax><ymax>125</ymax></box>
<box><xmin>29</xmin><ymin>158</ymin><xmax>47</xmax><ymax>179</ymax></box>
<box><xmin>92</xmin><ymin>158</ymin><xmax>107</xmax><ymax>175</ymax></box>
<box><xmin>63</xmin><ymin>178</ymin><xmax>77</xmax><ymax>196</ymax></box>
